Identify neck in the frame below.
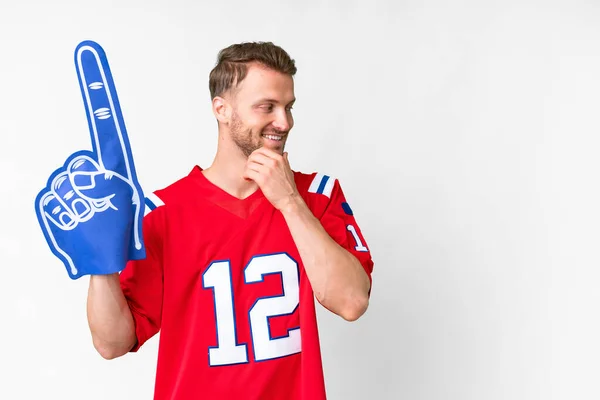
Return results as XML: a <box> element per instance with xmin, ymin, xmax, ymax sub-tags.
<box><xmin>202</xmin><ymin>134</ymin><xmax>259</xmax><ymax>200</ymax></box>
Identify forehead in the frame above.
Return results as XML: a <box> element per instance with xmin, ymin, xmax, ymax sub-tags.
<box><xmin>235</xmin><ymin>63</ymin><xmax>295</xmax><ymax>102</ymax></box>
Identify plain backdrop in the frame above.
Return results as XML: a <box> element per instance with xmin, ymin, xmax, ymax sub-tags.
<box><xmin>2</xmin><ymin>0</ymin><xmax>600</xmax><ymax>399</ymax></box>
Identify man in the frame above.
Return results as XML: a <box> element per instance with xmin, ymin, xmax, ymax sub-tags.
<box><xmin>86</xmin><ymin>41</ymin><xmax>374</xmax><ymax>400</ymax></box>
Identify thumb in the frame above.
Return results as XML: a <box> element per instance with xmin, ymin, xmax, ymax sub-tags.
<box><xmin>73</xmin><ymin>171</ymin><xmax>129</xmax><ymax>199</ymax></box>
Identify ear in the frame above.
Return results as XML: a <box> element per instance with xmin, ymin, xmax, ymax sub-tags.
<box><xmin>212</xmin><ymin>96</ymin><xmax>230</xmax><ymax>125</ymax></box>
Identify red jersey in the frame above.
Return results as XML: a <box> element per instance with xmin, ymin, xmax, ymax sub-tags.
<box><xmin>119</xmin><ymin>166</ymin><xmax>374</xmax><ymax>400</ymax></box>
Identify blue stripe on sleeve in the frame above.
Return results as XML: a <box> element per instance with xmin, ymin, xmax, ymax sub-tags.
<box><xmin>145</xmin><ymin>197</ymin><xmax>157</xmax><ymax>211</ymax></box>
<box><xmin>317</xmin><ymin>175</ymin><xmax>330</xmax><ymax>194</ymax></box>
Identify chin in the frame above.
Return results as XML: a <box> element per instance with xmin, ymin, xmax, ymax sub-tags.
<box><xmin>260</xmin><ymin>142</ymin><xmax>285</xmax><ymax>154</ymax></box>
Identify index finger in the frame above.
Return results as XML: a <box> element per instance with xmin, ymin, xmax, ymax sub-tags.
<box><xmin>75</xmin><ymin>40</ymin><xmax>133</xmax><ymax>179</ymax></box>
<box><xmin>252</xmin><ymin>147</ymin><xmax>283</xmax><ymax>160</ymax></box>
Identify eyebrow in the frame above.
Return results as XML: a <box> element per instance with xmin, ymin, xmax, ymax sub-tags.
<box><xmin>254</xmin><ymin>98</ymin><xmax>296</xmax><ymax>105</ymax></box>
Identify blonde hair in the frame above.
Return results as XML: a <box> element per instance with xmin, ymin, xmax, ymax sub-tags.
<box><xmin>209</xmin><ymin>41</ymin><xmax>297</xmax><ymax>99</ymax></box>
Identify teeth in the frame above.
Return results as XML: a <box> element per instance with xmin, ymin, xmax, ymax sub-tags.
<box><xmin>263</xmin><ymin>134</ymin><xmax>282</xmax><ymax>141</ymax></box>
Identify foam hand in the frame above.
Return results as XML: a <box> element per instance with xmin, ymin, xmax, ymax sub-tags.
<box><xmin>35</xmin><ymin>41</ymin><xmax>146</xmax><ymax>279</ymax></box>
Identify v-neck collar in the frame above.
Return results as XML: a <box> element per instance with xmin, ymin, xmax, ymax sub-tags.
<box><xmin>188</xmin><ymin>166</ymin><xmax>267</xmax><ymax>220</ymax></box>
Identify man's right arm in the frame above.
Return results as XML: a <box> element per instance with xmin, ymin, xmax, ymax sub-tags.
<box><xmin>87</xmin><ymin>273</ymin><xmax>137</xmax><ymax>359</ymax></box>
<box><xmin>85</xmin><ymin>193</ymin><xmax>166</xmax><ymax>359</ymax></box>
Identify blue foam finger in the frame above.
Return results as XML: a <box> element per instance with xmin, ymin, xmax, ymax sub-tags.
<box><xmin>35</xmin><ymin>41</ymin><xmax>146</xmax><ymax>280</ymax></box>
<box><xmin>75</xmin><ymin>41</ymin><xmax>132</xmax><ymax>177</ymax></box>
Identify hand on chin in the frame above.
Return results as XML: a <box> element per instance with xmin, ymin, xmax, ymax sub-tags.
<box><xmin>242</xmin><ymin>148</ymin><xmax>298</xmax><ymax>211</ymax></box>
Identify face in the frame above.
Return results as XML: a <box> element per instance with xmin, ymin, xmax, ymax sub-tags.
<box><xmin>224</xmin><ymin>63</ymin><xmax>295</xmax><ymax>157</ymax></box>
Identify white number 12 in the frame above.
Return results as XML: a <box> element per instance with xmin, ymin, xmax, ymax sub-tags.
<box><xmin>202</xmin><ymin>253</ymin><xmax>301</xmax><ymax>366</ymax></box>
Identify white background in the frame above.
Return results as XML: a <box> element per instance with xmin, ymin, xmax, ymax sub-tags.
<box><xmin>1</xmin><ymin>0</ymin><xmax>600</xmax><ymax>399</ymax></box>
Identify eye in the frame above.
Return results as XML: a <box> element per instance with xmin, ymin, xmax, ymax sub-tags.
<box><xmin>260</xmin><ymin>104</ymin><xmax>274</xmax><ymax>112</ymax></box>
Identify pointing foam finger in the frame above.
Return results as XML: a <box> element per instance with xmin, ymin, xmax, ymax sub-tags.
<box><xmin>75</xmin><ymin>41</ymin><xmax>133</xmax><ymax>180</ymax></box>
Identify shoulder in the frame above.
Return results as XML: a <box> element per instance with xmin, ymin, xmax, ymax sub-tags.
<box><xmin>294</xmin><ymin>170</ymin><xmax>343</xmax><ymax>218</ymax></box>
<box><xmin>143</xmin><ymin>168</ymin><xmax>199</xmax><ymax>216</ymax></box>
<box><xmin>294</xmin><ymin>171</ymin><xmax>339</xmax><ymax>199</ymax></box>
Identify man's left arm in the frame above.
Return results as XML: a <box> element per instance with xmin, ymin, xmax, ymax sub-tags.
<box><xmin>281</xmin><ymin>189</ymin><xmax>372</xmax><ymax>321</ymax></box>
<box><xmin>244</xmin><ymin>149</ymin><xmax>373</xmax><ymax>321</ymax></box>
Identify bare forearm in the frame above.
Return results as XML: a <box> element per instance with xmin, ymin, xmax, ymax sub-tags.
<box><xmin>281</xmin><ymin>197</ymin><xmax>370</xmax><ymax>321</ymax></box>
<box><xmin>87</xmin><ymin>273</ymin><xmax>136</xmax><ymax>359</ymax></box>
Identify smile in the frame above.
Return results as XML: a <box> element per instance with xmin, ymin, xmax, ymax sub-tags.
<box><xmin>262</xmin><ymin>134</ymin><xmax>283</xmax><ymax>141</ymax></box>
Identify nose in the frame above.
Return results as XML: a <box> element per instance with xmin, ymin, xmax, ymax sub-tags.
<box><xmin>272</xmin><ymin>108</ymin><xmax>293</xmax><ymax>132</ymax></box>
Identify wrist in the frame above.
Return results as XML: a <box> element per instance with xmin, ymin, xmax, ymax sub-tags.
<box><xmin>280</xmin><ymin>193</ymin><xmax>307</xmax><ymax>216</ymax></box>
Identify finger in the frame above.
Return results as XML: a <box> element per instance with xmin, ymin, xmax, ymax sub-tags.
<box><xmin>243</xmin><ymin>168</ymin><xmax>262</xmax><ymax>182</ymax></box>
<box><xmin>51</xmin><ymin>170</ymin><xmax>93</xmax><ymax>223</ymax></box>
<box><xmin>39</xmin><ymin>191</ymin><xmax>76</xmax><ymax>230</ymax></box>
<box><xmin>68</xmin><ymin>155</ymin><xmax>117</xmax><ymax>200</ymax></box>
<box><xmin>36</xmin><ymin>190</ymin><xmax>79</xmax><ymax>277</ymax></box>
<box><xmin>75</xmin><ymin>41</ymin><xmax>135</xmax><ymax>180</ymax></box>
<box><xmin>284</xmin><ymin>152</ymin><xmax>295</xmax><ymax>174</ymax></box>
<box><xmin>246</xmin><ymin>160</ymin><xmax>268</xmax><ymax>174</ymax></box>
<box><xmin>243</xmin><ymin>161</ymin><xmax>267</xmax><ymax>180</ymax></box>
<box><xmin>49</xmin><ymin>172</ymin><xmax>80</xmax><ymax>219</ymax></box>
<box><xmin>252</xmin><ymin>147</ymin><xmax>282</xmax><ymax>161</ymax></box>
<box><xmin>68</xmin><ymin>154</ymin><xmax>131</xmax><ymax>213</ymax></box>
<box><xmin>248</xmin><ymin>152</ymin><xmax>276</xmax><ymax>167</ymax></box>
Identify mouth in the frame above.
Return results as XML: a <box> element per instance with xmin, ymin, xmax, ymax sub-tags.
<box><xmin>261</xmin><ymin>134</ymin><xmax>284</xmax><ymax>142</ymax></box>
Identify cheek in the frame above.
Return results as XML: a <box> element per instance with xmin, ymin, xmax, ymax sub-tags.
<box><xmin>255</xmin><ymin>119</ymin><xmax>275</xmax><ymax>133</ymax></box>
<box><xmin>244</xmin><ymin>112</ymin><xmax>268</xmax><ymax>131</ymax></box>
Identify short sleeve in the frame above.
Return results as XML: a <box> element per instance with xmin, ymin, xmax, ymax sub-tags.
<box><xmin>119</xmin><ymin>202</ymin><xmax>165</xmax><ymax>352</ymax></box>
<box><xmin>318</xmin><ymin>179</ymin><xmax>374</xmax><ymax>289</ymax></box>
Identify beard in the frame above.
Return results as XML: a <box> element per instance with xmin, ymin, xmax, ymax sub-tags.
<box><xmin>230</xmin><ymin>111</ymin><xmax>286</xmax><ymax>158</ymax></box>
